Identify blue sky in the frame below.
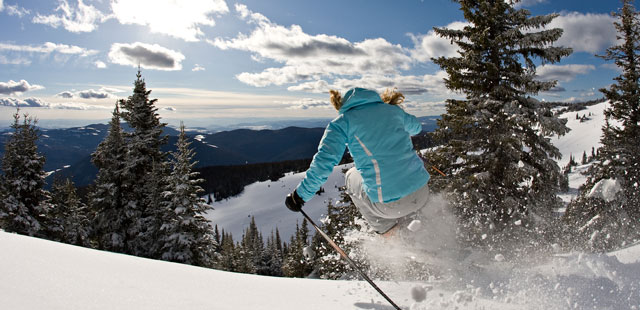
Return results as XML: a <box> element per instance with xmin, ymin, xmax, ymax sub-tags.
<box><xmin>0</xmin><ymin>0</ymin><xmax>624</xmax><ymax>127</ymax></box>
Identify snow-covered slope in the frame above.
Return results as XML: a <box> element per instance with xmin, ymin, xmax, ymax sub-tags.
<box><xmin>204</xmin><ymin>163</ymin><xmax>352</xmax><ymax>240</ymax></box>
<box><xmin>2</xmin><ymin>229</ymin><xmax>640</xmax><ymax>309</ymax></box>
<box><xmin>552</xmin><ymin>101</ymin><xmax>609</xmax><ymax>203</ymax></box>
<box><xmin>554</xmin><ymin>102</ymin><xmax>607</xmax><ymax>168</ymax></box>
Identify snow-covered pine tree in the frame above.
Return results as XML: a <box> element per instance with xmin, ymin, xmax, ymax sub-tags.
<box><xmin>89</xmin><ymin>105</ymin><xmax>127</xmax><ymax>252</ymax></box>
<box><xmin>426</xmin><ymin>0</ymin><xmax>572</xmax><ymax>248</ymax></box>
<box><xmin>263</xmin><ymin>229</ymin><xmax>284</xmax><ymax>276</ymax></box>
<box><xmin>213</xmin><ymin>224</ymin><xmax>221</xmax><ymax>251</ymax></box>
<box><xmin>49</xmin><ymin>178</ymin><xmax>90</xmax><ymax>246</ymax></box>
<box><xmin>564</xmin><ymin>0</ymin><xmax>640</xmax><ymax>251</ymax></box>
<box><xmin>0</xmin><ymin>111</ymin><xmax>50</xmax><ymax>236</ymax></box>
<box><xmin>282</xmin><ymin>219</ymin><xmax>313</xmax><ymax>278</ymax></box>
<box><xmin>234</xmin><ymin>216</ymin><xmax>263</xmax><ymax>274</ymax></box>
<box><xmin>118</xmin><ymin>69</ymin><xmax>169</xmax><ymax>257</ymax></box>
<box><xmin>157</xmin><ymin>123</ymin><xmax>218</xmax><ymax>268</ymax></box>
<box><xmin>217</xmin><ymin>230</ymin><xmax>237</xmax><ymax>271</ymax></box>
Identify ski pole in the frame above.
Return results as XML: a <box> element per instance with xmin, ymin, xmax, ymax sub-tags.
<box><xmin>299</xmin><ymin>209</ymin><xmax>402</xmax><ymax>310</ymax></box>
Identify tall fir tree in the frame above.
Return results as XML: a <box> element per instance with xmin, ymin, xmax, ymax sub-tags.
<box><xmin>217</xmin><ymin>230</ymin><xmax>237</xmax><ymax>271</ymax></box>
<box><xmin>235</xmin><ymin>217</ymin><xmax>262</xmax><ymax>274</ymax></box>
<box><xmin>118</xmin><ymin>69</ymin><xmax>169</xmax><ymax>257</ymax></box>
<box><xmin>89</xmin><ymin>105</ymin><xmax>127</xmax><ymax>252</ymax></box>
<box><xmin>49</xmin><ymin>178</ymin><xmax>90</xmax><ymax>246</ymax></box>
<box><xmin>263</xmin><ymin>229</ymin><xmax>284</xmax><ymax>276</ymax></box>
<box><xmin>426</xmin><ymin>0</ymin><xmax>572</xmax><ymax>248</ymax></box>
<box><xmin>0</xmin><ymin>111</ymin><xmax>50</xmax><ymax>236</ymax></box>
<box><xmin>282</xmin><ymin>219</ymin><xmax>313</xmax><ymax>278</ymax></box>
<box><xmin>565</xmin><ymin>0</ymin><xmax>640</xmax><ymax>251</ymax></box>
<box><xmin>157</xmin><ymin>123</ymin><xmax>218</xmax><ymax>267</ymax></box>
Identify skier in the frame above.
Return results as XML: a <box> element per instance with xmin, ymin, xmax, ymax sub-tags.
<box><xmin>285</xmin><ymin>87</ymin><xmax>431</xmax><ymax>236</ymax></box>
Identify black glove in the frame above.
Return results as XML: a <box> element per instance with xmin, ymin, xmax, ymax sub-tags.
<box><xmin>285</xmin><ymin>190</ymin><xmax>305</xmax><ymax>212</ymax></box>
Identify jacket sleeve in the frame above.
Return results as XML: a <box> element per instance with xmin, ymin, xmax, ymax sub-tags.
<box><xmin>296</xmin><ymin>119</ymin><xmax>347</xmax><ymax>202</ymax></box>
<box><xmin>403</xmin><ymin>110</ymin><xmax>422</xmax><ymax>136</ymax></box>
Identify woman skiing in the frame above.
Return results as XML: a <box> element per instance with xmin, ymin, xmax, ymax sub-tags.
<box><xmin>285</xmin><ymin>87</ymin><xmax>431</xmax><ymax>236</ymax></box>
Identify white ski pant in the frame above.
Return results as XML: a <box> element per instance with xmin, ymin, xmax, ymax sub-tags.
<box><xmin>345</xmin><ymin>167</ymin><xmax>430</xmax><ymax>234</ymax></box>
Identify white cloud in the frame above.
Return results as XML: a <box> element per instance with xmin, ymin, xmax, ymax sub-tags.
<box><xmin>108</xmin><ymin>42</ymin><xmax>185</xmax><ymax>71</ymax></box>
<box><xmin>549</xmin><ymin>12</ymin><xmax>617</xmax><ymax>53</ymax></box>
<box><xmin>0</xmin><ymin>41</ymin><xmax>97</xmax><ymax>57</ymax></box>
<box><xmin>536</xmin><ymin>64</ymin><xmax>595</xmax><ymax>82</ymax></box>
<box><xmin>33</xmin><ymin>0</ymin><xmax>109</xmax><ymax>33</ymax></box>
<box><xmin>513</xmin><ymin>0</ymin><xmax>547</xmax><ymax>8</ymax></box>
<box><xmin>0</xmin><ymin>97</ymin><xmax>50</xmax><ymax>107</ymax></box>
<box><xmin>56</xmin><ymin>91</ymin><xmax>74</xmax><ymax>99</ymax></box>
<box><xmin>160</xmin><ymin>106</ymin><xmax>177</xmax><ymax>111</ymax></box>
<box><xmin>278</xmin><ymin>98</ymin><xmax>332</xmax><ymax>110</ymax></box>
<box><xmin>49</xmin><ymin>102</ymin><xmax>111</xmax><ymax>110</ymax></box>
<box><xmin>0</xmin><ymin>97</ymin><xmax>110</xmax><ymax>110</ymax></box>
<box><xmin>111</xmin><ymin>0</ymin><xmax>229</xmax><ymax>42</ymax></box>
<box><xmin>94</xmin><ymin>60</ymin><xmax>107</xmax><ymax>69</ymax></box>
<box><xmin>56</xmin><ymin>88</ymin><xmax>117</xmax><ymax>99</ymax></box>
<box><xmin>211</xmin><ymin>4</ymin><xmax>412</xmax><ymax>89</ymax></box>
<box><xmin>0</xmin><ymin>0</ymin><xmax>4</xmax><ymax>12</ymax></box>
<box><xmin>287</xmin><ymin>71</ymin><xmax>450</xmax><ymax>97</ymax></box>
<box><xmin>410</xmin><ymin>12</ymin><xmax>616</xmax><ymax>62</ymax></box>
<box><xmin>409</xmin><ymin>21</ymin><xmax>467</xmax><ymax>62</ymax></box>
<box><xmin>5</xmin><ymin>4</ymin><xmax>30</xmax><ymax>17</ymax></box>
<box><xmin>334</xmin><ymin>71</ymin><xmax>450</xmax><ymax>96</ymax></box>
<box><xmin>76</xmin><ymin>89</ymin><xmax>113</xmax><ymax>99</ymax></box>
<box><xmin>0</xmin><ymin>55</ymin><xmax>30</xmax><ymax>65</ymax></box>
<box><xmin>192</xmin><ymin>64</ymin><xmax>205</xmax><ymax>72</ymax></box>
<box><xmin>287</xmin><ymin>80</ymin><xmax>331</xmax><ymax>94</ymax></box>
<box><xmin>0</xmin><ymin>80</ymin><xmax>44</xmax><ymax>95</ymax></box>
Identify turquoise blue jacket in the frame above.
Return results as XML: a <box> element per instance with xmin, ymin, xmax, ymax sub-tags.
<box><xmin>296</xmin><ymin>88</ymin><xmax>430</xmax><ymax>203</ymax></box>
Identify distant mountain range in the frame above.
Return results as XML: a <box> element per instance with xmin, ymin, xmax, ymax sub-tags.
<box><xmin>0</xmin><ymin>116</ymin><xmax>439</xmax><ymax>187</ymax></box>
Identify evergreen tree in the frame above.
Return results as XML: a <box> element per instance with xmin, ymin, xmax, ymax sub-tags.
<box><xmin>565</xmin><ymin>0</ymin><xmax>640</xmax><ymax>251</ymax></box>
<box><xmin>0</xmin><ymin>111</ymin><xmax>50</xmax><ymax>236</ymax></box>
<box><xmin>49</xmin><ymin>178</ymin><xmax>90</xmax><ymax>246</ymax></box>
<box><xmin>235</xmin><ymin>217</ymin><xmax>262</xmax><ymax>274</ymax></box>
<box><xmin>213</xmin><ymin>224</ymin><xmax>221</xmax><ymax>250</ymax></box>
<box><xmin>426</xmin><ymin>0</ymin><xmax>572</xmax><ymax>248</ymax></box>
<box><xmin>282</xmin><ymin>219</ymin><xmax>313</xmax><ymax>277</ymax></box>
<box><xmin>263</xmin><ymin>229</ymin><xmax>284</xmax><ymax>276</ymax></box>
<box><xmin>118</xmin><ymin>69</ymin><xmax>169</xmax><ymax>257</ymax></box>
<box><xmin>89</xmin><ymin>105</ymin><xmax>127</xmax><ymax>252</ymax></box>
<box><xmin>157</xmin><ymin>123</ymin><xmax>218</xmax><ymax>267</ymax></box>
<box><xmin>217</xmin><ymin>230</ymin><xmax>237</xmax><ymax>271</ymax></box>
